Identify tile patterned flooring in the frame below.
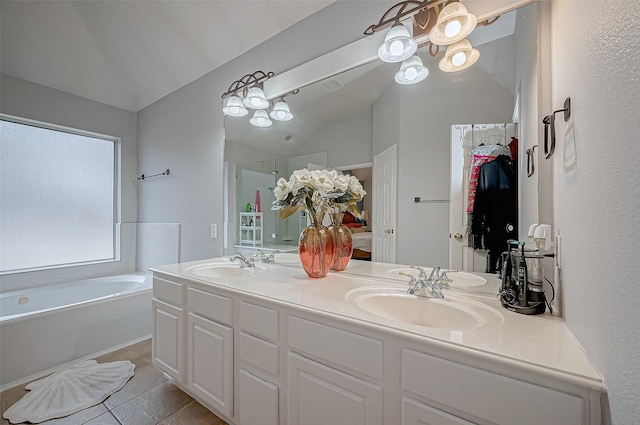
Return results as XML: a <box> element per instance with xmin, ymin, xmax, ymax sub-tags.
<box><xmin>1</xmin><ymin>339</ymin><xmax>228</xmax><ymax>425</ymax></box>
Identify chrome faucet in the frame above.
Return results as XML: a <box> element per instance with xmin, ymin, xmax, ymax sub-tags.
<box><xmin>400</xmin><ymin>266</ymin><xmax>452</xmax><ymax>299</ymax></box>
<box><xmin>230</xmin><ymin>253</ymin><xmax>255</xmax><ymax>268</ymax></box>
<box><xmin>253</xmin><ymin>250</ymin><xmax>279</xmax><ymax>263</ymax></box>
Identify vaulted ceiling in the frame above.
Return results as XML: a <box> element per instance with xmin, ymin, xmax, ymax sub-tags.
<box><xmin>1</xmin><ymin>1</ymin><xmax>335</xmax><ymax>112</ymax></box>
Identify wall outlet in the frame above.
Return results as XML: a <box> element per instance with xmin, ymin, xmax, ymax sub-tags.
<box><xmin>555</xmin><ymin>235</ymin><xmax>562</xmax><ymax>270</ymax></box>
<box><xmin>210</xmin><ymin>224</ymin><xmax>217</xmax><ymax>239</ymax></box>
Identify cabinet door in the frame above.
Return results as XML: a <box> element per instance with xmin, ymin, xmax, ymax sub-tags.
<box><xmin>239</xmin><ymin>369</ymin><xmax>279</xmax><ymax>425</ymax></box>
<box><xmin>187</xmin><ymin>313</ymin><xmax>233</xmax><ymax>418</ymax></box>
<box><xmin>288</xmin><ymin>353</ymin><xmax>382</xmax><ymax>425</ymax></box>
<box><xmin>402</xmin><ymin>397</ymin><xmax>476</xmax><ymax>425</ymax></box>
<box><xmin>152</xmin><ymin>299</ymin><xmax>183</xmax><ymax>382</ymax></box>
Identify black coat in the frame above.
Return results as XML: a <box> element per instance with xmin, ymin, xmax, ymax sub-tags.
<box><xmin>471</xmin><ymin>155</ymin><xmax>518</xmax><ymax>268</ymax></box>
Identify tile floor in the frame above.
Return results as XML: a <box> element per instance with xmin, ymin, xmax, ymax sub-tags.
<box><xmin>1</xmin><ymin>339</ymin><xmax>228</xmax><ymax>425</ymax></box>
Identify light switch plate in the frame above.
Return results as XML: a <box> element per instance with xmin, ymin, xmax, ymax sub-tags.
<box><xmin>210</xmin><ymin>224</ymin><xmax>217</xmax><ymax>239</ymax></box>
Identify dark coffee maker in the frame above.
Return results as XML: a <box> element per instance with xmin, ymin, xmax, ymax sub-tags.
<box><xmin>499</xmin><ymin>241</ymin><xmax>546</xmax><ymax>315</ymax></box>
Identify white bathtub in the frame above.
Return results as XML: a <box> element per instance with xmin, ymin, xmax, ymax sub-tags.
<box><xmin>0</xmin><ymin>273</ymin><xmax>152</xmax><ymax>390</ymax></box>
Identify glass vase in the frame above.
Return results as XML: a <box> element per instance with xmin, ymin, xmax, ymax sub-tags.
<box><xmin>328</xmin><ymin>212</ymin><xmax>353</xmax><ymax>271</ymax></box>
<box><xmin>298</xmin><ymin>215</ymin><xmax>335</xmax><ymax>278</ymax></box>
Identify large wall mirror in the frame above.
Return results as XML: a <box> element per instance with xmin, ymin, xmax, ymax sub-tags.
<box><xmin>224</xmin><ymin>2</ymin><xmax>540</xmax><ymax>276</ymax></box>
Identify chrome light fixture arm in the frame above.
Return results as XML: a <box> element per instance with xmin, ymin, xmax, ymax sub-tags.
<box><xmin>364</xmin><ymin>0</ymin><xmax>447</xmax><ymax>36</ymax></box>
<box><xmin>221</xmin><ymin>70</ymin><xmax>275</xmax><ymax>99</ymax></box>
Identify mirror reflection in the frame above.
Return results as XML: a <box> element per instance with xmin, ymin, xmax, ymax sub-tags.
<box><xmin>224</xmin><ymin>3</ymin><xmax>539</xmax><ymax>278</ymax></box>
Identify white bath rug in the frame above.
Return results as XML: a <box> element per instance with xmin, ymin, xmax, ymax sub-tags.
<box><xmin>3</xmin><ymin>360</ymin><xmax>135</xmax><ymax>424</ymax></box>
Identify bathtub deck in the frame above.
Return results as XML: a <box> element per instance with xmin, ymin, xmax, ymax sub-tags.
<box><xmin>0</xmin><ymin>339</ymin><xmax>228</xmax><ymax>425</ymax></box>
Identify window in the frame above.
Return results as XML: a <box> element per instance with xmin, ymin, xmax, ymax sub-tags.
<box><xmin>0</xmin><ymin>115</ymin><xmax>119</xmax><ymax>273</ymax></box>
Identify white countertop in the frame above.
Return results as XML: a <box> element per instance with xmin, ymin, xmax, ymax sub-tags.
<box><xmin>152</xmin><ymin>255</ymin><xmax>604</xmax><ymax>392</ymax></box>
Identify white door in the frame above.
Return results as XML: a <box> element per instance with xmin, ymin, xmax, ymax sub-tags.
<box><xmin>449</xmin><ymin>125</ymin><xmax>471</xmax><ymax>271</ymax></box>
<box><xmin>372</xmin><ymin>145</ymin><xmax>396</xmax><ymax>263</ymax></box>
<box><xmin>449</xmin><ymin>124</ymin><xmax>517</xmax><ymax>272</ymax></box>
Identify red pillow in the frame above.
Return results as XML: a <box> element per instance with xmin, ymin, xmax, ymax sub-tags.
<box><xmin>345</xmin><ymin>223</ymin><xmax>362</xmax><ymax>228</ymax></box>
<box><xmin>342</xmin><ymin>212</ymin><xmax>357</xmax><ymax>224</ymax></box>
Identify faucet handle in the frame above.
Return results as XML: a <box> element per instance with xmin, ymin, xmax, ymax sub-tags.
<box><xmin>409</xmin><ymin>266</ymin><xmax>428</xmax><ymax>281</ymax></box>
<box><xmin>399</xmin><ymin>272</ymin><xmax>419</xmax><ymax>294</ymax></box>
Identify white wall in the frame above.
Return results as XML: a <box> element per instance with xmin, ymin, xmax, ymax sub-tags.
<box><xmin>298</xmin><ymin>109</ymin><xmax>373</xmax><ymax>168</ymax></box>
<box><xmin>0</xmin><ymin>74</ymin><xmax>138</xmax><ymax>290</ymax></box>
<box><xmin>550</xmin><ymin>1</ymin><xmax>640</xmax><ymax>423</ymax></box>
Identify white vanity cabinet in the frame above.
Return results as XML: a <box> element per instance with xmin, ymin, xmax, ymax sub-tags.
<box><xmin>237</xmin><ymin>301</ymin><xmax>280</xmax><ymax>425</ymax></box>
<box><xmin>152</xmin><ymin>276</ymin><xmax>184</xmax><ymax>383</ymax></box>
<box><xmin>400</xmin><ymin>348</ymin><xmax>585</xmax><ymax>425</ymax></box>
<box><xmin>151</xmin><ymin>264</ymin><xmax>604</xmax><ymax>425</ymax></box>
<box><xmin>287</xmin><ymin>316</ymin><xmax>383</xmax><ymax>425</ymax></box>
<box><xmin>186</xmin><ymin>286</ymin><xmax>234</xmax><ymax>417</ymax></box>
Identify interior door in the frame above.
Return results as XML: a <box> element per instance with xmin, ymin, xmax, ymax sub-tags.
<box><xmin>372</xmin><ymin>145</ymin><xmax>396</xmax><ymax>263</ymax></box>
<box><xmin>449</xmin><ymin>125</ymin><xmax>471</xmax><ymax>271</ymax></box>
<box><xmin>449</xmin><ymin>124</ymin><xmax>517</xmax><ymax>272</ymax></box>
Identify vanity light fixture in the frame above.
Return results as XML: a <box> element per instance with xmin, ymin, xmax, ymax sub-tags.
<box><xmin>270</xmin><ymin>99</ymin><xmax>294</xmax><ymax>121</ymax></box>
<box><xmin>222</xmin><ymin>70</ymin><xmax>274</xmax><ymax>117</ymax></box>
<box><xmin>428</xmin><ymin>2</ymin><xmax>477</xmax><ymax>46</ymax></box>
<box><xmin>378</xmin><ymin>22</ymin><xmax>418</xmax><ymax>63</ymax></box>
<box><xmin>243</xmin><ymin>86</ymin><xmax>270</xmax><ymax>110</ymax></box>
<box><xmin>249</xmin><ymin>110</ymin><xmax>273</xmax><ymax>128</ymax></box>
<box><xmin>365</xmin><ymin>0</ymin><xmax>490</xmax><ymax>80</ymax></box>
<box><xmin>438</xmin><ymin>39</ymin><xmax>479</xmax><ymax>72</ymax></box>
<box><xmin>222</xmin><ymin>95</ymin><xmax>248</xmax><ymax>117</ymax></box>
<box><xmin>395</xmin><ymin>55</ymin><xmax>429</xmax><ymax>84</ymax></box>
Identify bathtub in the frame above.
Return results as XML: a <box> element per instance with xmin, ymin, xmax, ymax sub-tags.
<box><xmin>0</xmin><ymin>273</ymin><xmax>152</xmax><ymax>390</ymax></box>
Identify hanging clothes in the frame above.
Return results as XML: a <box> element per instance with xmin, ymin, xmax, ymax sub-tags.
<box><xmin>471</xmin><ymin>155</ymin><xmax>518</xmax><ymax>273</ymax></box>
<box><xmin>466</xmin><ymin>144</ymin><xmax>512</xmax><ymax>213</ymax></box>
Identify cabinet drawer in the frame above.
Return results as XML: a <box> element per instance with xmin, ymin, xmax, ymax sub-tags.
<box><xmin>239</xmin><ymin>301</ymin><xmax>278</xmax><ymax>341</ymax></box>
<box><xmin>402</xmin><ymin>349</ymin><xmax>583</xmax><ymax>425</ymax></box>
<box><xmin>289</xmin><ymin>316</ymin><xmax>383</xmax><ymax>381</ymax></box>
<box><xmin>187</xmin><ymin>287</ymin><xmax>233</xmax><ymax>325</ymax></box>
<box><xmin>153</xmin><ymin>277</ymin><xmax>183</xmax><ymax>305</ymax></box>
<box><xmin>288</xmin><ymin>353</ymin><xmax>382</xmax><ymax>425</ymax></box>
<box><xmin>239</xmin><ymin>331</ymin><xmax>279</xmax><ymax>376</ymax></box>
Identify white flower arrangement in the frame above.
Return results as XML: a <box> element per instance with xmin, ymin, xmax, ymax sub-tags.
<box><xmin>272</xmin><ymin>169</ymin><xmax>366</xmax><ymax>222</ymax></box>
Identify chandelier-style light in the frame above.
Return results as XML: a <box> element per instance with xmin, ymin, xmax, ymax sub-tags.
<box><xmin>395</xmin><ymin>55</ymin><xmax>429</xmax><ymax>85</ymax></box>
<box><xmin>222</xmin><ymin>71</ymin><xmax>298</xmax><ymax>127</ymax></box>
<box><xmin>249</xmin><ymin>110</ymin><xmax>273</xmax><ymax>127</ymax></box>
<box><xmin>222</xmin><ymin>95</ymin><xmax>248</xmax><ymax>117</ymax></box>
<box><xmin>378</xmin><ymin>23</ymin><xmax>418</xmax><ymax>63</ymax></box>
<box><xmin>439</xmin><ymin>39</ymin><xmax>479</xmax><ymax>72</ymax></box>
<box><xmin>270</xmin><ymin>99</ymin><xmax>294</xmax><ymax>121</ymax></box>
<box><xmin>365</xmin><ymin>1</ymin><xmax>489</xmax><ymax>82</ymax></box>
<box><xmin>428</xmin><ymin>2</ymin><xmax>477</xmax><ymax>45</ymax></box>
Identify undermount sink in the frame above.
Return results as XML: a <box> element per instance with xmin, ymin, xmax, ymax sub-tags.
<box><xmin>185</xmin><ymin>262</ymin><xmax>265</xmax><ymax>278</ymax></box>
<box><xmin>386</xmin><ymin>267</ymin><xmax>487</xmax><ymax>288</ymax></box>
<box><xmin>346</xmin><ymin>287</ymin><xmax>502</xmax><ymax>330</ymax></box>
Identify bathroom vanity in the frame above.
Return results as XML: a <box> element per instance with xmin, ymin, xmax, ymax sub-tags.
<box><xmin>151</xmin><ymin>257</ymin><xmax>605</xmax><ymax>425</ymax></box>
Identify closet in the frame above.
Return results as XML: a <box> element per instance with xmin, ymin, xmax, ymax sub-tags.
<box><xmin>449</xmin><ymin>123</ymin><xmax>518</xmax><ymax>273</ymax></box>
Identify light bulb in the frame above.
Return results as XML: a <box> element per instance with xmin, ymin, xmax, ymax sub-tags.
<box><xmin>389</xmin><ymin>40</ymin><xmax>404</xmax><ymax>56</ymax></box>
<box><xmin>404</xmin><ymin>67</ymin><xmax>418</xmax><ymax>81</ymax></box>
<box><xmin>445</xmin><ymin>20</ymin><xmax>462</xmax><ymax>38</ymax></box>
<box><xmin>452</xmin><ymin>51</ymin><xmax>467</xmax><ymax>67</ymax></box>
<box><xmin>229</xmin><ymin>106</ymin><xmax>239</xmax><ymax>115</ymax></box>
<box><xmin>257</xmin><ymin>117</ymin><xmax>266</xmax><ymax>125</ymax></box>
<box><xmin>276</xmin><ymin>111</ymin><xmax>286</xmax><ymax>119</ymax></box>
<box><xmin>251</xmin><ymin>97</ymin><xmax>261</xmax><ymax>107</ymax></box>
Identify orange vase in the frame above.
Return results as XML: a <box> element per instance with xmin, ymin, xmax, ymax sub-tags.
<box><xmin>328</xmin><ymin>212</ymin><xmax>353</xmax><ymax>271</ymax></box>
<box><xmin>298</xmin><ymin>214</ymin><xmax>334</xmax><ymax>278</ymax></box>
